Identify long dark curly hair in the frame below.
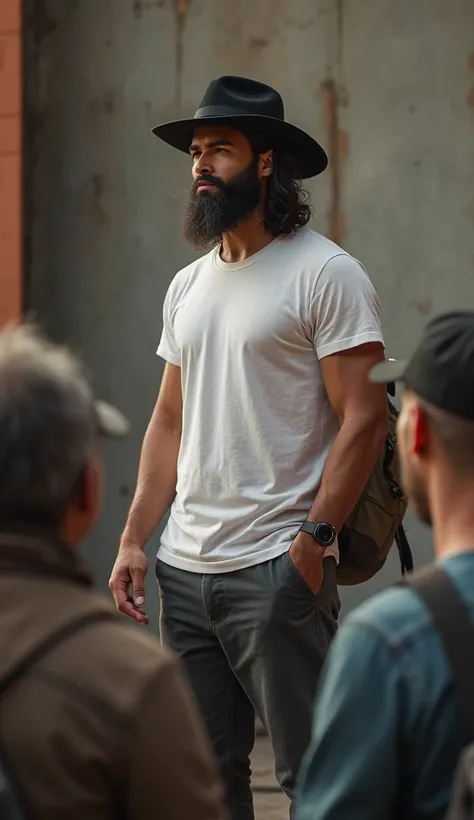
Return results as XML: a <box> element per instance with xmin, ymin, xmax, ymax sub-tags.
<box><xmin>249</xmin><ymin>137</ymin><xmax>313</xmax><ymax>237</ymax></box>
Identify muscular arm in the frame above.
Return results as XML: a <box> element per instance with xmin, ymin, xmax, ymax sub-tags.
<box><xmin>289</xmin><ymin>342</ymin><xmax>388</xmax><ymax>592</ymax></box>
<box><xmin>122</xmin><ymin>363</ymin><xmax>182</xmax><ymax>547</ymax></box>
<box><xmin>109</xmin><ymin>363</ymin><xmax>182</xmax><ymax>623</ymax></box>
<box><xmin>308</xmin><ymin>341</ymin><xmax>388</xmax><ymax>530</ymax></box>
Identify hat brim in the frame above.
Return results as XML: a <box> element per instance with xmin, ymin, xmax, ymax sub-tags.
<box><xmin>369</xmin><ymin>359</ymin><xmax>408</xmax><ymax>385</ymax></box>
<box><xmin>152</xmin><ymin>114</ymin><xmax>328</xmax><ymax>179</ymax></box>
<box><xmin>94</xmin><ymin>400</ymin><xmax>129</xmax><ymax>439</ymax></box>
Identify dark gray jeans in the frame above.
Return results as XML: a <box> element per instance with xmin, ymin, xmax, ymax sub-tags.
<box><xmin>156</xmin><ymin>552</ymin><xmax>340</xmax><ymax>820</ymax></box>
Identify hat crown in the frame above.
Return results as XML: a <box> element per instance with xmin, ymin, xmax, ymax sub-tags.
<box><xmin>196</xmin><ymin>76</ymin><xmax>285</xmax><ymax>121</ymax></box>
<box><xmin>152</xmin><ymin>75</ymin><xmax>328</xmax><ymax>178</ymax></box>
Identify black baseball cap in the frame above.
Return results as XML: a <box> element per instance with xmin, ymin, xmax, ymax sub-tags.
<box><xmin>369</xmin><ymin>311</ymin><xmax>474</xmax><ymax>422</ymax></box>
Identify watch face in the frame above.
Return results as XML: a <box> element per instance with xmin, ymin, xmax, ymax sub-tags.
<box><xmin>315</xmin><ymin>523</ymin><xmax>335</xmax><ymax>546</ymax></box>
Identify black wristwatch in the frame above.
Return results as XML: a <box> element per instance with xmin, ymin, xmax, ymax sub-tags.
<box><xmin>299</xmin><ymin>520</ymin><xmax>337</xmax><ymax>547</ymax></box>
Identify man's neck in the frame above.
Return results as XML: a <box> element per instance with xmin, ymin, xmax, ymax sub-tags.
<box><xmin>220</xmin><ymin>208</ymin><xmax>274</xmax><ymax>263</ymax></box>
<box><xmin>431</xmin><ymin>479</ymin><xmax>474</xmax><ymax>561</ymax></box>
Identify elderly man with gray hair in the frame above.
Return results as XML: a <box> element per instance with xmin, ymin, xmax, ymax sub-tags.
<box><xmin>0</xmin><ymin>324</ymin><xmax>224</xmax><ymax>820</ymax></box>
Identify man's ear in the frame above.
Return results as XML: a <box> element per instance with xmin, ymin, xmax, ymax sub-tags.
<box><xmin>72</xmin><ymin>461</ymin><xmax>100</xmax><ymax>516</ymax></box>
<box><xmin>259</xmin><ymin>149</ymin><xmax>273</xmax><ymax>178</ymax></box>
<box><xmin>59</xmin><ymin>459</ymin><xmax>102</xmax><ymax>547</ymax></box>
<box><xmin>411</xmin><ymin>403</ymin><xmax>430</xmax><ymax>456</ymax></box>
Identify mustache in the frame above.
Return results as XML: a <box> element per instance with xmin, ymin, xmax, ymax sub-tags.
<box><xmin>192</xmin><ymin>174</ymin><xmax>225</xmax><ymax>192</ymax></box>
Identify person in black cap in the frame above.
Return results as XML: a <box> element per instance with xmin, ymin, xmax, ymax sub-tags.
<box><xmin>110</xmin><ymin>76</ymin><xmax>388</xmax><ymax>817</ymax></box>
<box><xmin>296</xmin><ymin>311</ymin><xmax>474</xmax><ymax>820</ymax></box>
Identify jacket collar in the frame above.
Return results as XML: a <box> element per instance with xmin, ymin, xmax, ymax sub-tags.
<box><xmin>0</xmin><ymin>523</ymin><xmax>93</xmax><ymax>587</ymax></box>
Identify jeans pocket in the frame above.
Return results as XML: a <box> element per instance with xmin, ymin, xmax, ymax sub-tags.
<box><xmin>155</xmin><ymin>557</ymin><xmax>163</xmax><ymax>580</ymax></box>
<box><xmin>283</xmin><ymin>550</ymin><xmax>316</xmax><ymax>597</ymax></box>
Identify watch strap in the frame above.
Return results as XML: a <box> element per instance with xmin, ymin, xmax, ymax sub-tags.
<box><xmin>300</xmin><ymin>520</ymin><xmax>318</xmax><ymax>537</ymax></box>
<box><xmin>299</xmin><ymin>520</ymin><xmax>336</xmax><ymax>547</ymax></box>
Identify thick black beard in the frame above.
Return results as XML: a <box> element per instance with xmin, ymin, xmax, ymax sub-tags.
<box><xmin>181</xmin><ymin>157</ymin><xmax>262</xmax><ymax>250</ymax></box>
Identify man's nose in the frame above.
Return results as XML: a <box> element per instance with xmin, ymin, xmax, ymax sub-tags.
<box><xmin>194</xmin><ymin>152</ymin><xmax>213</xmax><ymax>177</ymax></box>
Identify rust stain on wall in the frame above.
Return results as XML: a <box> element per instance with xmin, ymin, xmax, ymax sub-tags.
<box><xmin>411</xmin><ymin>298</ymin><xmax>433</xmax><ymax>318</ymax></box>
<box><xmin>335</xmin><ymin>0</ymin><xmax>344</xmax><ymax>69</ymax></box>
<box><xmin>320</xmin><ymin>0</ymin><xmax>348</xmax><ymax>246</ymax></box>
<box><xmin>469</xmin><ymin>51</ymin><xmax>474</xmax><ymax>106</ymax></box>
<box><xmin>175</xmin><ymin>0</ymin><xmax>190</xmax><ymax>101</ymax></box>
<box><xmin>175</xmin><ymin>0</ymin><xmax>190</xmax><ymax>20</ymax></box>
<box><xmin>321</xmin><ymin>78</ymin><xmax>348</xmax><ymax>247</ymax></box>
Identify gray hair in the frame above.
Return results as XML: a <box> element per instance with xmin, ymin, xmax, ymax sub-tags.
<box><xmin>0</xmin><ymin>324</ymin><xmax>98</xmax><ymax>528</ymax></box>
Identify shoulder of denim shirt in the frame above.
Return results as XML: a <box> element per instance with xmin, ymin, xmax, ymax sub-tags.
<box><xmin>344</xmin><ymin>552</ymin><xmax>474</xmax><ymax>651</ymax></box>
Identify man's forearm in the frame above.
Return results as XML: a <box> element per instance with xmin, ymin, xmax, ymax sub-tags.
<box><xmin>308</xmin><ymin>413</ymin><xmax>387</xmax><ymax>532</ymax></box>
<box><xmin>121</xmin><ymin>418</ymin><xmax>180</xmax><ymax>550</ymax></box>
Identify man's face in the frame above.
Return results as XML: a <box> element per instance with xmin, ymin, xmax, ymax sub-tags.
<box><xmin>181</xmin><ymin>125</ymin><xmax>271</xmax><ymax>248</ymax></box>
<box><xmin>397</xmin><ymin>389</ymin><xmax>432</xmax><ymax>526</ymax></box>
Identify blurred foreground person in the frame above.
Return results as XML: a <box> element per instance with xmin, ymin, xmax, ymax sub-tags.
<box><xmin>0</xmin><ymin>325</ymin><xmax>223</xmax><ymax>820</ymax></box>
<box><xmin>296</xmin><ymin>311</ymin><xmax>474</xmax><ymax>820</ymax></box>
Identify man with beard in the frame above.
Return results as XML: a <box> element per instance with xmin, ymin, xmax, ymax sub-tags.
<box><xmin>109</xmin><ymin>76</ymin><xmax>387</xmax><ymax>818</ymax></box>
<box><xmin>296</xmin><ymin>312</ymin><xmax>474</xmax><ymax>820</ymax></box>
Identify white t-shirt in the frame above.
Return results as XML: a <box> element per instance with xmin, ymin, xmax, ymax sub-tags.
<box><xmin>157</xmin><ymin>227</ymin><xmax>384</xmax><ymax>573</ymax></box>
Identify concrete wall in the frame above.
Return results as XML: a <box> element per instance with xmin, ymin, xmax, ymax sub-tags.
<box><xmin>24</xmin><ymin>0</ymin><xmax>474</xmax><ymax>628</ymax></box>
<box><xmin>0</xmin><ymin>0</ymin><xmax>21</xmax><ymax>325</ymax></box>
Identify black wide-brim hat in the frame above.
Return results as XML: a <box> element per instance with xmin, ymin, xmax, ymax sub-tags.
<box><xmin>152</xmin><ymin>76</ymin><xmax>328</xmax><ymax>180</ymax></box>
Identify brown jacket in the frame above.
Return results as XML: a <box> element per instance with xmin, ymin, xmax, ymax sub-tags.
<box><xmin>0</xmin><ymin>529</ymin><xmax>224</xmax><ymax>820</ymax></box>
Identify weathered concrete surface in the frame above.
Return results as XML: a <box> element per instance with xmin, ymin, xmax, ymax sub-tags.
<box><xmin>23</xmin><ymin>0</ymin><xmax>474</xmax><ymax>621</ymax></box>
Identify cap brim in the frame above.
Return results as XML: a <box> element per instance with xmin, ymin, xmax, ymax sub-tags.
<box><xmin>94</xmin><ymin>400</ymin><xmax>130</xmax><ymax>439</ymax></box>
<box><xmin>369</xmin><ymin>359</ymin><xmax>408</xmax><ymax>385</ymax></box>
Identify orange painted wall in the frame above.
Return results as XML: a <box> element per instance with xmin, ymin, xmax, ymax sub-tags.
<box><xmin>0</xmin><ymin>0</ymin><xmax>21</xmax><ymax>325</ymax></box>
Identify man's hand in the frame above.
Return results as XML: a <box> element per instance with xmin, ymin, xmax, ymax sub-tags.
<box><xmin>288</xmin><ymin>531</ymin><xmax>325</xmax><ymax>595</ymax></box>
<box><xmin>109</xmin><ymin>544</ymin><xmax>149</xmax><ymax>626</ymax></box>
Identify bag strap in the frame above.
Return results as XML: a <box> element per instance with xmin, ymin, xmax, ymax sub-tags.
<box><xmin>0</xmin><ymin>611</ymin><xmax>118</xmax><ymax>699</ymax></box>
<box><xmin>395</xmin><ymin>526</ymin><xmax>414</xmax><ymax>575</ymax></box>
<box><xmin>407</xmin><ymin>567</ymin><xmax>474</xmax><ymax>737</ymax></box>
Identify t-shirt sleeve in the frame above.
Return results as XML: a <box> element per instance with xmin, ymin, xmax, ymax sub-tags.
<box><xmin>156</xmin><ymin>284</ymin><xmax>181</xmax><ymax>366</ymax></box>
<box><xmin>310</xmin><ymin>254</ymin><xmax>384</xmax><ymax>360</ymax></box>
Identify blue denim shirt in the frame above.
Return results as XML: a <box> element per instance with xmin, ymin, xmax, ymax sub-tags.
<box><xmin>296</xmin><ymin>552</ymin><xmax>474</xmax><ymax>820</ymax></box>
